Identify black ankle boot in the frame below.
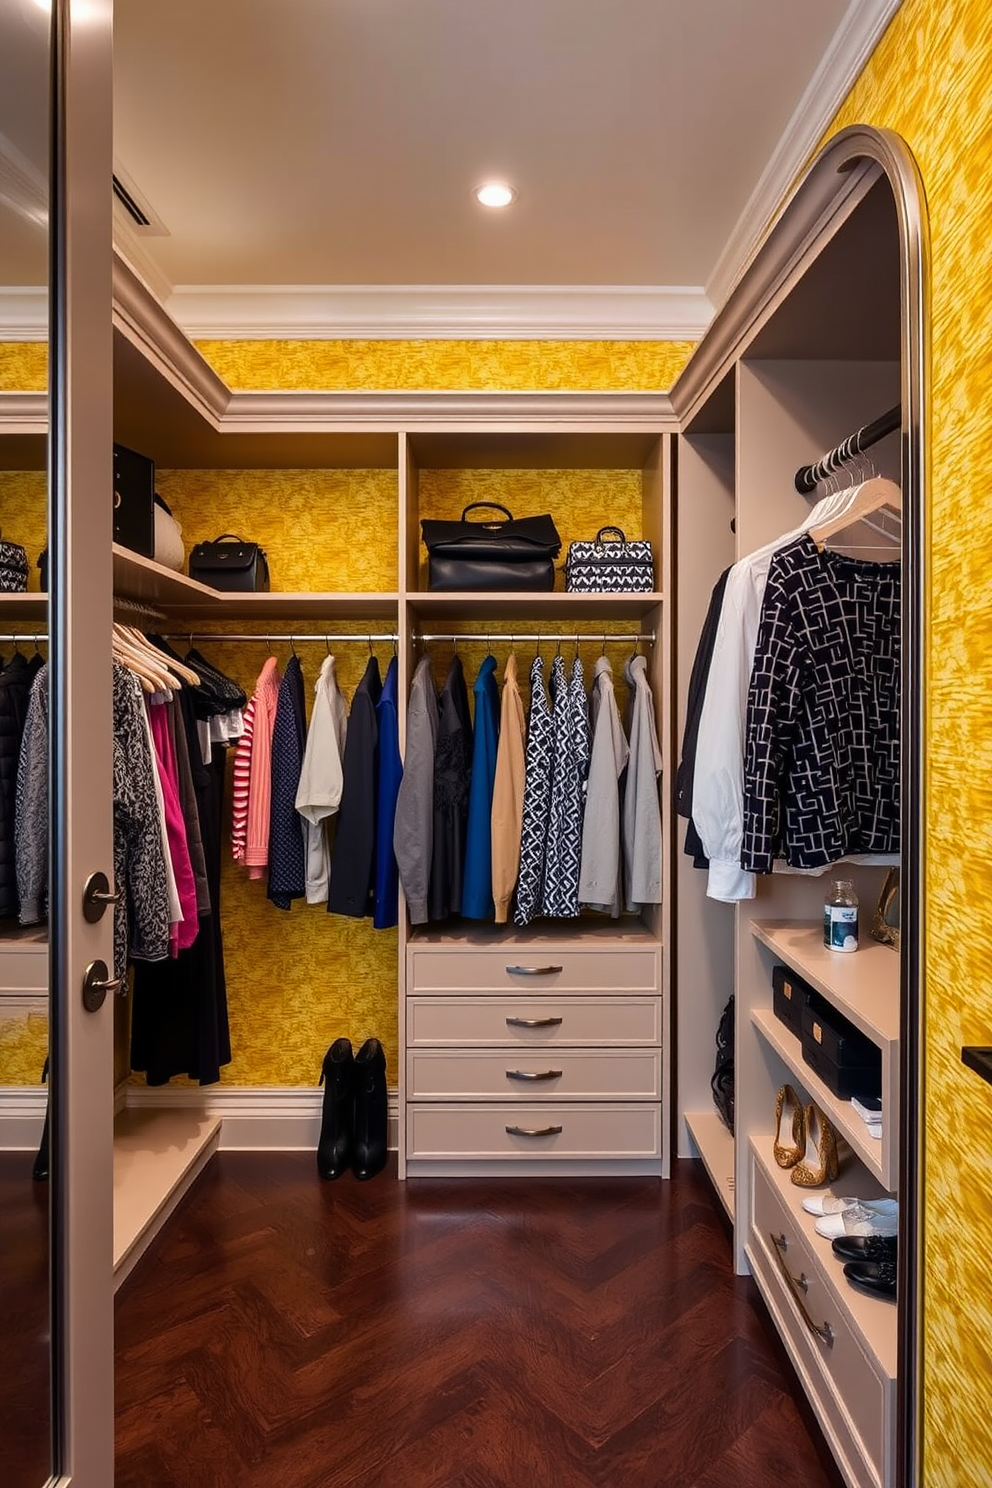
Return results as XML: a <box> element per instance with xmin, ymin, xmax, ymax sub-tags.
<box><xmin>317</xmin><ymin>1038</ymin><xmax>354</xmax><ymax>1180</ymax></box>
<box><xmin>33</xmin><ymin>1055</ymin><xmax>50</xmax><ymax>1183</ymax></box>
<box><xmin>352</xmin><ymin>1038</ymin><xmax>387</xmax><ymax>1181</ymax></box>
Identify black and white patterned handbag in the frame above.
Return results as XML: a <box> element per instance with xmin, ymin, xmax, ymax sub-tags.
<box><xmin>0</xmin><ymin>534</ymin><xmax>29</xmax><ymax>593</ymax></box>
<box><xmin>564</xmin><ymin>526</ymin><xmax>654</xmax><ymax>593</ymax></box>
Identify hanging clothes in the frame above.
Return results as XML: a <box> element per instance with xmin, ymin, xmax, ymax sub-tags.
<box><xmin>461</xmin><ymin>653</ymin><xmax>500</xmax><ymax>920</ymax></box>
<box><xmin>490</xmin><ymin>652</ymin><xmax>526</xmax><ymax>925</ymax></box>
<box><xmin>148</xmin><ymin>697</ymin><xmax>199</xmax><ymax>954</ymax></box>
<box><xmin>328</xmin><ymin>654</ymin><xmax>382</xmax><ymax>919</ymax></box>
<box><xmin>676</xmin><ymin>567</ymin><xmax>731</xmax><ymax>870</ymax></box>
<box><xmin>373</xmin><ymin>656</ymin><xmax>403</xmax><ymax>930</ymax></box>
<box><xmin>295</xmin><ymin>654</ymin><xmax>348</xmax><ymax>905</ymax></box>
<box><xmin>542</xmin><ymin>653</ymin><xmax>590</xmax><ymax>919</ymax></box>
<box><xmin>0</xmin><ymin>653</ymin><xmax>37</xmax><ymax>919</ymax></box>
<box><xmin>138</xmin><ymin>693</ymin><xmax>183</xmax><ymax>933</ymax></box>
<box><xmin>514</xmin><ymin>654</ymin><xmax>553</xmax><ymax>927</ymax></box>
<box><xmin>622</xmin><ymin>653</ymin><xmax>663</xmax><ymax>912</ymax></box>
<box><xmin>393</xmin><ymin>655</ymin><xmax>438</xmax><ymax>926</ymax></box>
<box><xmin>243</xmin><ymin>656</ymin><xmax>281</xmax><ymax>881</ymax></box>
<box><xmin>741</xmin><ymin>534</ymin><xmax>901</xmax><ymax>872</ymax></box>
<box><xmin>579</xmin><ymin>655</ymin><xmax>629</xmax><ymax>917</ymax></box>
<box><xmin>267</xmin><ymin>654</ymin><xmax>308</xmax><ymax>910</ymax></box>
<box><xmin>231</xmin><ymin>695</ymin><xmax>256</xmax><ymax>865</ymax></box>
<box><xmin>131</xmin><ymin>679</ymin><xmax>232</xmax><ymax>1087</ymax></box>
<box><xmin>166</xmin><ymin>693</ymin><xmax>210</xmax><ymax>917</ymax></box>
<box><xmin>428</xmin><ymin>654</ymin><xmax>473</xmax><ymax>922</ymax></box>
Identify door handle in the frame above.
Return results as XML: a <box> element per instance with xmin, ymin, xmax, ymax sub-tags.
<box><xmin>505</xmin><ymin>1016</ymin><xmax>563</xmax><ymax>1029</ymax></box>
<box><xmin>505</xmin><ymin>1124</ymin><xmax>563</xmax><ymax>1138</ymax></box>
<box><xmin>505</xmin><ymin>965</ymin><xmax>563</xmax><ymax>977</ymax></box>
<box><xmin>82</xmin><ymin>870</ymin><xmax>124</xmax><ymax>923</ymax></box>
<box><xmin>81</xmin><ymin>960</ymin><xmax>126</xmax><ymax>1012</ymax></box>
<box><xmin>506</xmin><ymin>1068</ymin><xmax>563</xmax><ymax>1082</ymax></box>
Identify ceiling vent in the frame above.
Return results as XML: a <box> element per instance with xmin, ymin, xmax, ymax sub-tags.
<box><xmin>112</xmin><ymin>162</ymin><xmax>169</xmax><ymax>236</ymax></box>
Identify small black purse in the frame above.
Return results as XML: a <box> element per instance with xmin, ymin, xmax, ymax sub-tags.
<box><xmin>0</xmin><ymin>534</ymin><xmax>29</xmax><ymax>593</ymax></box>
<box><xmin>421</xmin><ymin>502</ymin><xmax>561</xmax><ymax>592</ymax></box>
<box><xmin>188</xmin><ymin>534</ymin><xmax>270</xmax><ymax>592</ymax></box>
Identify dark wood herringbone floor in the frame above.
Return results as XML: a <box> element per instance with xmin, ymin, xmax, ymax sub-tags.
<box><xmin>0</xmin><ymin>1152</ymin><xmax>51</xmax><ymax>1488</ymax></box>
<box><xmin>115</xmin><ymin>1155</ymin><xmax>844</xmax><ymax>1488</ymax></box>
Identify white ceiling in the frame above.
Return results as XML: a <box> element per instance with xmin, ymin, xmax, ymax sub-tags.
<box><xmin>1</xmin><ymin>0</ymin><xmax>902</xmax><ymax>338</ymax></box>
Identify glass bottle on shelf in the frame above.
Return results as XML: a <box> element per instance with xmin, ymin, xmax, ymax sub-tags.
<box><xmin>823</xmin><ymin>879</ymin><xmax>859</xmax><ymax>953</ymax></box>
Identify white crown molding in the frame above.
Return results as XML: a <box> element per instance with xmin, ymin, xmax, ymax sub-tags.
<box><xmin>0</xmin><ymin>286</ymin><xmax>47</xmax><ymax>339</ymax></box>
<box><xmin>705</xmin><ymin>0</ymin><xmax>904</xmax><ymax>314</ymax></box>
<box><xmin>124</xmin><ymin>1083</ymin><xmax>400</xmax><ymax>1154</ymax></box>
<box><xmin>113</xmin><ymin>212</ymin><xmax>175</xmax><ymax>308</ymax></box>
<box><xmin>0</xmin><ymin>390</ymin><xmax>47</xmax><ymax>433</ymax></box>
<box><xmin>223</xmin><ymin>388</ymin><xmax>676</xmax><ymax>430</ymax></box>
<box><xmin>165</xmin><ymin>283</ymin><xmax>713</xmax><ymax>342</ymax></box>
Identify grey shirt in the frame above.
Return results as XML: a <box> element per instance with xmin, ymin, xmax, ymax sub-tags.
<box><xmin>392</xmin><ymin>656</ymin><xmax>438</xmax><ymax>924</ymax></box>
<box><xmin>622</xmin><ymin>654</ymin><xmax>662</xmax><ymax>910</ymax></box>
<box><xmin>579</xmin><ymin>656</ymin><xmax>629</xmax><ymax>917</ymax></box>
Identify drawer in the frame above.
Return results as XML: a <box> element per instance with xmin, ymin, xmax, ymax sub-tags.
<box><xmin>407</xmin><ymin>1047</ymin><xmax>662</xmax><ymax>1100</ymax></box>
<box><xmin>407</xmin><ymin>1102</ymin><xmax>662</xmax><ymax>1161</ymax></box>
<box><xmin>408</xmin><ymin>946</ymin><xmax>660</xmax><ymax>995</ymax></box>
<box><xmin>749</xmin><ymin>1142</ymin><xmax>894</xmax><ymax>1487</ymax></box>
<box><xmin>407</xmin><ymin>995</ymin><xmax>661</xmax><ymax>1047</ymax></box>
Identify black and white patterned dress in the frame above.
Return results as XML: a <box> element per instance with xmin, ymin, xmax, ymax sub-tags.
<box><xmin>741</xmin><ymin>533</ymin><xmax>901</xmax><ymax>872</ymax></box>
<box><xmin>513</xmin><ymin>655</ymin><xmax>553</xmax><ymax>926</ymax></box>
<box><xmin>542</xmin><ymin>654</ymin><xmax>590</xmax><ymax>917</ymax></box>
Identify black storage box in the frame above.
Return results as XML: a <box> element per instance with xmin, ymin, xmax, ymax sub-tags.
<box><xmin>771</xmin><ymin>963</ymin><xmax>815</xmax><ymax>1039</ymax></box>
<box><xmin>113</xmin><ymin>442</ymin><xmax>155</xmax><ymax>558</ymax></box>
<box><xmin>801</xmin><ymin>991</ymin><xmax>882</xmax><ymax>1101</ymax></box>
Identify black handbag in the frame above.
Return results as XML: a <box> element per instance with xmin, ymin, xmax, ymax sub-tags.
<box><xmin>0</xmin><ymin>534</ymin><xmax>29</xmax><ymax>593</ymax></box>
<box><xmin>188</xmin><ymin>534</ymin><xmax>270</xmax><ymax>592</ymax></box>
<box><xmin>565</xmin><ymin>526</ymin><xmax>654</xmax><ymax>593</ymax></box>
<box><xmin>421</xmin><ymin>502</ymin><xmax>561</xmax><ymax>592</ymax></box>
<box><xmin>710</xmin><ymin>996</ymin><xmax>735</xmax><ymax>1134</ymax></box>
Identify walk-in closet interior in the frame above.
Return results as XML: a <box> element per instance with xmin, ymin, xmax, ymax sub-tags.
<box><xmin>9</xmin><ymin>0</ymin><xmax>985</xmax><ymax>1485</ymax></box>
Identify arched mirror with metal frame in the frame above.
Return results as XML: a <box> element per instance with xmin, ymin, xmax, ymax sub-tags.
<box><xmin>672</xmin><ymin>123</ymin><xmax>928</xmax><ymax>1488</ymax></box>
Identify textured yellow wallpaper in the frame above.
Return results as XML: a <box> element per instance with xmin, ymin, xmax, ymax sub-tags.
<box><xmin>0</xmin><ymin>1011</ymin><xmax>49</xmax><ymax>1085</ymax></box>
<box><xmin>0</xmin><ymin>472</ymin><xmax>47</xmax><ymax>588</ymax></box>
<box><xmin>195</xmin><ymin>338</ymin><xmax>694</xmax><ymax>392</ymax></box>
<box><xmin>824</xmin><ymin>2</ymin><xmax>992</xmax><ymax>1481</ymax></box>
<box><xmin>0</xmin><ymin>342</ymin><xmax>47</xmax><ymax>392</ymax></box>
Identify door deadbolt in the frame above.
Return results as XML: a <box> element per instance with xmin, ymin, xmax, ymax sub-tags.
<box><xmin>82</xmin><ymin>871</ymin><xmax>124</xmax><ymax>923</ymax></box>
<box><xmin>82</xmin><ymin>960</ymin><xmax>125</xmax><ymax>1013</ymax></box>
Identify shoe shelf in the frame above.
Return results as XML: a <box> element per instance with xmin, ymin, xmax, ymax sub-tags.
<box><xmin>751</xmin><ymin>1008</ymin><xmax>895</xmax><ymax>1190</ymax></box>
<box><xmin>751</xmin><ymin>920</ymin><xmax>899</xmax><ymax>1048</ymax></box>
<box><xmin>685</xmin><ymin>1109</ymin><xmax>735</xmax><ymax>1219</ymax></box>
<box><xmin>748</xmin><ymin>1137</ymin><xmax>898</xmax><ymax>1384</ymax></box>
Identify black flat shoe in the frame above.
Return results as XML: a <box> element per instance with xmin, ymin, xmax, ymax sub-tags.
<box><xmin>843</xmin><ymin>1257</ymin><xmax>897</xmax><ymax>1300</ymax></box>
<box><xmin>831</xmin><ymin>1233</ymin><xmax>897</xmax><ymax>1264</ymax></box>
<box><xmin>352</xmin><ymin>1038</ymin><xmax>387</xmax><ymax>1181</ymax></box>
<box><xmin>32</xmin><ymin>1055</ymin><xmax>50</xmax><ymax>1183</ymax></box>
<box><xmin>317</xmin><ymin>1039</ymin><xmax>354</xmax><ymax>1180</ymax></box>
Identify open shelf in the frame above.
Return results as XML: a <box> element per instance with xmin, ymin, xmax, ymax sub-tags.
<box><xmin>0</xmin><ymin>593</ymin><xmax>47</xmax><ymax>623</ymax></box>
<box><xmin>160</xmin><ymin>591</ymin><xmax>400</xmax><ymax>622</ymax></box>
<box><xmin>113</xmin><ymin>1106</ymin><xmax>221</xmax><ymax>1290</ymax></box>
<box><xmin>113</xmin><ymin>544</ymin><xmax>220</xmax><ymax>609</ymax></box>
<box><xmin>752</xmin><ymin>1007</ymin><xmax>894</xmax><ymax>1189</ymax></box>
<box><xmin>749</xmin><ymin>1138</ymin><xmax>897</xmax><ymax>1382</ymax></box>
<box><xmin>685</xmin><ymin>1110</ymin><xmax>735</xmax><ymax>1219</ymax></box>
<box><xmin>751</xmin><ymin>921</ymin><xmax>899</xmax><ymax>1048</ymax></box>
<box><xmin>406</xmin><ymin>590</ymin><xmax>663</xmax><ymax>623</ymax></box>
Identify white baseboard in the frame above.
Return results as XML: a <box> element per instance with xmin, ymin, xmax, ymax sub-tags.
<box><xmin>124</xmin><ymin>1083</ymin><xmax>400</xmax><ymax>1153</ymax></box>
<box><xmin>1</xmin><ymin>1083</ymin><xmax>400</xmax><ymax>1154</ymax></box>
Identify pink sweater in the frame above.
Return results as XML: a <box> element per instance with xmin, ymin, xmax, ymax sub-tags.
<box><xmin>244</xmin><ymin>658</ymin><xmax>282</xmax><ymax>880</ymax></box>
<box><xmin>148</xmin><ymin>700</ymin><xmax>199</xmax><ymax>955</ymax></box>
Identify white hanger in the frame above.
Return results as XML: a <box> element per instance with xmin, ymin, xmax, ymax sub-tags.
<box><xmin>808</xmin><ymin>476</ymin><xmax>902</xmax><ymax>543</ymax></box>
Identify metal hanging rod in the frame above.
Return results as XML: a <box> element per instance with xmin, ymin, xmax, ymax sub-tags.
<box><xmin>161</xmin><ymin>632</ymin><xmax>399</xmax><ymax>644</ymax></box>
<box><xmin>416</xmin><ymin>631</ymin><xmax>656</xmax><ymax>646</ymax></box>
<box><xmin>795</xmin><ymin>403</ymin><xmax>901</xmax><ymax>494</ymax></box>
<box><xmin>0</xmin><ymin>634</ymin><xmax>47</xmax><ymax>645</ymax></box>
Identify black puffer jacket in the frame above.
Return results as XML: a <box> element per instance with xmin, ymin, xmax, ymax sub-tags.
<box><xmin>0</xmin><ymin>654</ymin><xmax>36</xmax><ymax>917</ymax></box>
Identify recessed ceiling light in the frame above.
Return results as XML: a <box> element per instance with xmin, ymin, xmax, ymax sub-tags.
<box><xmin>474</xmin><ymin>182</ymin><xmax>517</xmax><ymax>209</ymax></box>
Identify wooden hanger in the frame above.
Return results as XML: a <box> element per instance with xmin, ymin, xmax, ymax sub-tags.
<box><xmin>809</xmin><ymin>476</ymin><xmax>902</xmax><ymax>544</ymax></box>
<box><xmin>112</xmin><ymin>626</ymin><xmax>180</xmax><ymax>692</ymax></box>
<box><xmin>118</xmin><ymin>625</ymin><xmax>201</xmax><ymax>687</ymax></box>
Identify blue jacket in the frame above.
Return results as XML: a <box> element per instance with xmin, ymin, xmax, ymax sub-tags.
<box><xmin>461</xmin><ymin>654</ymin><xmax>500</xmax><ymax>919</ymax></box>
<box><xmin>373</xmin><ymin>657</ymin><xmax>403</xmax><ymax>929</ymax></box>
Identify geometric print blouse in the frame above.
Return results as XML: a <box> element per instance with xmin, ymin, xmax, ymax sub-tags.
<box><xmin>741</xmin><ymin>533</ymin><xmax>901</xmax><ymax>872</ymax></box>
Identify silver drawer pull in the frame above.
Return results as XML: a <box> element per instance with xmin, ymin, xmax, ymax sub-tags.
<box><xmin>506</xmin><ymin>1068</ymin><xmax>563</xmax><ymax>1082</ymax></box>
<box><xmin>506</xmin><ymin>965</ymin><xmax>563</xmax><ymax>977</ymax></box>
<box><xmin>771</xmin><ymin>1232</ymin><xmax>834</xmax><ymax>1347</ymax></box>
<box><xmin>506</xmin><ymin>1124</ymin><xmax>563</xmax><ymax>1138</ymax></box>
<box><xmin>506</xmin><ymin>1015</ymin><xmax>564</xmax><ymax>1029</ymax></box>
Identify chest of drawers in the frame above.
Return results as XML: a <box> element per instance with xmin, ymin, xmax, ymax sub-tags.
<box><xmin>404</xmin><ymin>928</ymin><xmax>663</xmax><ymax>1176</ymax></box>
